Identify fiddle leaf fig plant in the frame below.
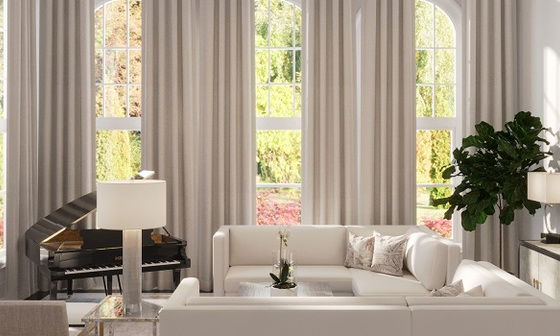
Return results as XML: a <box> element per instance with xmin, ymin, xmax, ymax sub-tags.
<box><xmin>433</xmin><ymin>111</ymin><xmax>552</xmax><ymax>231</ymax></box>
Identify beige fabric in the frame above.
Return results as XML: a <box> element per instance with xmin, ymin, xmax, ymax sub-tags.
<box><xmin>461</xmin><ymin>285</ymin><xmax>484</xmax><ymax>297</ymax></box>
<box><xmin>350</xmin><ymin>268</ymin><xmax>429</xmax><ymax>296</ymax></box>
<box><xmin>358</xmin><ymin>0</ymin><xmax>416</xmax><ymax>226</ymax></box>
<box><xmin>187</xmin><ymin>296</ymin><xmax>406</xmax><ymax>306</ymax></box>
<box><xmin>430</xmin><ymin>280</ymin><xmax>464</xmax><ymax>297</ymax></box>
<box><xmin>37</xmin><ymin>0</ymin><xmax>96</xmax><ymax>218</ymax></box>
<box><xmin>371</xmin><ymin>233</ymin><xmax>408</xmax><ymax>276</ymax></box>
<box><xmin>5</xmin><ymin>0</ymin><xmax>39</xmax><ymax>299</ymax></box>
<box><xmin>406</xmin><ymin>296</ymin><xmax>545</xmax><ymax>306</ymax></box>
<box><xmin>0</xmin><ymin>301</ymin><xmax>69</xmax><ymax>336</ymax></box>
<box><xmin>344</xmin><ymin>232</ymin><xmax>375</xmax><ymax>270</ymax></box>
<box><xmin>405</xmin><ymin>232</ymin><xmax>448</xmax><ymax>290</ymax></box>
<box><xmin>462</xmin><ymin>0</ymin><xmax>519</xmax><ymax>273</ymax></box>
<box><xmin>301</xmin><ymin>0</ymin><xmax>359</xmax><ymax>225</ymax></box>
<box><xmin>142</xmin><ymin>0</ymin><xmax>255</xmax><ymax>291</ymax></box>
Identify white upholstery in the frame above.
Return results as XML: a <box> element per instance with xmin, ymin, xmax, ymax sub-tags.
<box><xmin>405</xmin><ymin>296</ymin><xmax>545</xmax><ymax>306</ymax></box>
<box><xmin>452</xmin><ymin>260</ymin><xmax>529</xmax><ymax>297</ymax></box>
<box><xmin>224</xmin><ymin>265</ymin><xmax>353</xmax><ymax>294</ymax></box>
<box><xmin>188</xmin><ymin>296</ymin><xmax>407</xmax><ymax>306</ymax></box>
<box><xmin>351</xmin><ymin>269</ymin><xmax>430</xmax><ymax>296</ymax></box>
<box><xmin>405</xmin><ymin>232</ymin><xmax>448</xmax><ymax>290</ymax></box>
<box><xmin>228</xmin><ymin>225</ymin><xmax>347</xmax><ymax>266</ymax></box>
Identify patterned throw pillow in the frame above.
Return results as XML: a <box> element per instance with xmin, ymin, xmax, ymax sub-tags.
<box><xmin>370</xmin><ymin>234</ymin><xmax>409</xmax><ymax>276</ymax></box>
<box><xmin>431</xmin><ymin>280</ymin><xmax>464</xmax><ymax>297</ymax></box>
<box><xmin>344</xmin><ymin>232</ymin><xmax>375</xmax><ymax>270</ymax></box>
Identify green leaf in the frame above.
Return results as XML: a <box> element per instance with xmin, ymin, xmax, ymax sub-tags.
<box><xmin>442</xmin><ymin>166</ymin><xmax>456</xmax><ymax>180</ymax></box>
<box><xmin>475</xmin><ymin>122</ymin><xmax>495</xmax><ymax>137</ymax></box>
<box><xmin>270</xmin><ymin>273</ymin><xmax>280</xmax><ymax>284</ymax></box>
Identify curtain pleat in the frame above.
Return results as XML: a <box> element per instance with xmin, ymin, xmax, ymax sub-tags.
<box><xmin>5</xmin><ymin>0</ymin><xmax>38</xmax><ymax>299</ymax></box>
<box><xmin>462</xmin><ymin>0</ymin><xmax>519</xmax><ymax>273</ymax></box>
<box><xmin>302</xmin><ymin>0</ymin><xmax>359</xmax><ymax>225</ymax></box>
<box><xmin>357</xmin><ymin>0</ymin><xmax>416</xmax><ymax>226</ymax></box>
<box><xmin>37</xmin><ymin>0</ymin><xmax>95</xmax><ymax>219</ymax></box>
<box><xmin>142</xmin><ymin>0</ymin><xmax>255</xmax><ymax>291</ymax></box>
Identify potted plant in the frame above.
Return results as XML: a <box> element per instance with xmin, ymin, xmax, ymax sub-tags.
<box><xmin>270</xmin><ymin>229</ymin><xmax>297</xmax><ymax>296</ymax></box>
<box><xmin>434</xmin><ymin>111</ymin><xmax>551</xmax><ymax>266</ymax></box>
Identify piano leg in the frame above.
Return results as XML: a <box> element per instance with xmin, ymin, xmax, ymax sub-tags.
<box><xmin>67</xmin><ymin>279</ymin><xmax>73</xmax><ymax>297</ymax></box>
<box><xmin>107</xmin><ymin>276</ymin><xmax>113</xmax><ymax>295</ymax></box>
<box><xmin>49</xmin><ymin>281</ymin><xmax>58</xmax><ymax>300</ymax></box>
<box><xmin>173</xmin><ymin>269</ymin><xmax>181</xmax><ymax>288</ymax></box>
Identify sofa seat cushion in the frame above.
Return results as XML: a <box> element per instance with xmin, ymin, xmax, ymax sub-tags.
<box><xmin>351</xmin><ymin>269</ymin><xmax>429</xmax><ymax>296</ymax></box>
<box><xmin>224</xmin><ymin>266</ymin><xmax>353</xmax><ymax>294</ymax></box>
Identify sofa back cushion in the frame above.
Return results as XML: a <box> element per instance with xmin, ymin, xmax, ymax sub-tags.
<box><xmin>229</xmin><ymin>226</ymin><xmax>347</xmax><ymax>266</ymax></box>
<box><xmin>187</xmin><ymin>296</ymin><xmax>407</xmax><ymax>306</ymax></box>
<box><xmin>405</xmin><ymin>232</ymin><xmax>448</xmax><ymax>290</ymax></box>
<box><xmin>452</xmin><ymin>260</ymin><xmax>529</xmax><ymax>297</ymax></box>
<box><xmin>405</xmin><ymin>296</ymin><xmax>544</xmax><ymax>306</ymax></box>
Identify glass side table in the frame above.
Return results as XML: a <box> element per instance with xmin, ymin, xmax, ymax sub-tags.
<box><xmin>80</xmin><ymin>295</ymin><xmax>161</xmax><ymax>336</ymax></box>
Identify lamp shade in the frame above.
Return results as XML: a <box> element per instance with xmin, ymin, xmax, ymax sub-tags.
<box><xmin>527</xmin><ymin>172</ymin><xmax>560</xmax><ymax>204</ymax></box>
<box><xmin>96</xmin><ymin>180</ymin><xmax>166</xmax><ymax>230</ymax></box>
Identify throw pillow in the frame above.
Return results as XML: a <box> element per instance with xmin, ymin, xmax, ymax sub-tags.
<box><xmin>344</xmin><ymin>232</ymin><xmax>375</xmax><ymax>270</ymax></box>
<box><xmin>370</xmin><ymin>234</ymin><xmax>408</xmax><ymax>276</ymax></box>
<box><xmin>431</xmin><ymin>280</ymin><xmax>464</xmax><ymax>297</ymax></box>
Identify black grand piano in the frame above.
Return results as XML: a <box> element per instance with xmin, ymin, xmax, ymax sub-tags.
<box><xmin>25</xmin><ymin>190</ymin><xmax>190</xmax><ymax>300</ymax></box>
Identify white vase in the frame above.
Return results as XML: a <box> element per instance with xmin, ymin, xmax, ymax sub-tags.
<box><xmin>270</xmin><ymin>285</ymin><xmax>298</xmax><ymax>297</ymax></box>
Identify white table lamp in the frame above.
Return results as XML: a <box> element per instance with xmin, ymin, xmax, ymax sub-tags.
<box><xmin>97</xmin><ymin>180</ymin><xmax>166</xmax><ymax>315</ymax></box>
<box><xmin>528</xmin><ymin>172</ymin><xmax>560</xmax><ymax>240</ymax></box>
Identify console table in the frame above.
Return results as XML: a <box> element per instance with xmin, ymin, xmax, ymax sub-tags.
<box><xmin>519</xmin><ymin>240</ymin><xmax>560</xmax><ymax>300</ymax></box>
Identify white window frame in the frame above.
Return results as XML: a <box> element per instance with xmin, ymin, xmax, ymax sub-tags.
<box><xmin>95</xmin><ymin>0</ymin><xmax>141</xmax><ymax>133</ymax></box>
<box><xmin>256</xmin><ymin>0</ymin><xmax>302</xmax><ymax>194</ymax></box>
<box><xmin>416</xmin><ymin>0</ymin><xmax>462</xmax><ymax>243</ymax></box>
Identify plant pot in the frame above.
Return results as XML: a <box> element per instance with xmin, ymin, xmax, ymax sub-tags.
<box><xmin>270</xmin><ymin>285</ymin><xmax>298</xmax><ymax>297</ymax></box>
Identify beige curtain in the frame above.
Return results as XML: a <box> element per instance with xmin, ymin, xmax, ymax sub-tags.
<box><xmin>462</xmin><ymin>0</ymin><xmax>518</xmax><ymax>273</ymax></box>
<box><xmin>301</xmin><ymin>0</ymin><xmax>359</xmax><ymax>225</ymax></box>
<box><xmin>142</xmin><ymin>0</ymin><xmax>255</xmax><ymax>291</ymax></box>
<box><xmin>37</xmin><ymin>0</ymin><xmax>96</xmax><ymax>218</ymax></box>
<box><xmin>357</xmin><ymin>0</ymin><xmax>416</xmax><ymax>226</ymax></box>
<box><xmin>5</xmin><ymin>0</ymin><xmax>38</xmax><ymax>299</ymax></box>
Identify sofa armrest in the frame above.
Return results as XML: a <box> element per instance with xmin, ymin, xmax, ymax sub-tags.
<box><xmin>164</xmin><ymin>277</ymin><xmax>200</xmax><ymax>310</ymax></box>
<box><xmin>213</xmin><ymin>226</ymin><xmax>230</xmax><ymax>296</ymax></box>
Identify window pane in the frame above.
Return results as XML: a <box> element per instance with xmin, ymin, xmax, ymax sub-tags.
<box><xmin>295</xmin><ymin>50</ymin><xmax>301</xmax><ymax>83</ymax></box>
<box><xmin>96</xmin><ymin>130</ymin><xmax>141</xmax><ymax>181</ymax></box>
<box><xmin>294</xmin><ymin>4</ymin><xmax>302</xmax><ymax>47</ymax></box>
<box><xmin>129</xmin><ymin>49</ymin><xmax>141</xmax><ymax>84</ymax></box>
<box><xmin>416</xmin><ymin>130</ymin><xmax>451</xmax><ymax>184</ymax></box>
<box><xmin>435</xmin><ymin>7</ymin><xmax>455</xmax><ymax>48</ymax></box>
<box><xmin>269</xmin><ymin>0</ymin><xmax>293</xmax><ymax>47</ymax></box>
<box><xmin>417</xmin><ymin>186</ymin><xmax>452</xmax><ymax>238</ymax></box>
<box><xmin>257</xmin><ymin>130</ymin><xmax>301</xmax><ymax>184</ymax></box>
<box><xmin>0</xmin><ymin>134</ymin><xmax>4</xmax><ymax>190</ymax></box>
<box><xmin>256</xmin><ymin>50</ymin><xmax>268</xmax><ymax>84</ymax></box>
<box><xmin>129</xmin><ymin>85</ymin><xmax>141</xmax><ymax>117</ymax></box>
<box><xmin>95</xmin><ymin>85</ymin><xmax>103</xmax><ymax>117</ymax></box>
<box><xmin>270</xmin><ymin>50</ymin><xmax>294</xmax><ymax>83</ymax></box>
<box><xmin>256</xmin><ymin>85</ymin><xmax>268</xmax><ymax>117</ymax></box>
<box><xmin>129</xmin><ymin>0</ymin><xmax>142</xmax><ymax>47</ymax></box>
<box><xmin>257</xmin><ymin>187</ymin><xmax>301</xmax><ymax>226</ymax></box>
<box><xmin>416</xmin><ymin>50</ymin><xmax>433</xmax><ymax>84</ymax></box>
<box><xmin>95</xmin><ymin>6</ymin><xmax>103</xmax><ymax>49</ymax></box>
<box><xmin>104</xmin><ymin>50</ymin><xmax>127</xmax><ymax>84</ymax></box>
<box><xmin>104</xmin><ymin>0</ymin><xmax>127</xmax><ymax>48</ymax></box>
<box><xmin>435</xmin><ymin>85</ymin><xmax>455</xmax><ymax>117</ymax></box>
<box><xmin>416</xmin><ymin>85</ymin><xmax>433</xmax><ymax>117</ymax></box>
<box><xmin>435</xmin><ymin>49</ymin><xmax>455</xmax><ymax>84</ymax></box>
<box><xmin>0</xmin><ymin>80</ymin><xmax>4</xmax><ymax>118</ymax></box>
<box><xmin>95</xmin><ymin>50</ymin><xmax>103</xmax><ymax>83</ymax></box>
<box><xmin>269</xmin><ymin>85</ymin><xmax>293</xmax><ymax>117</ymax></box>
<box><xmin>255</xmin><ymin>0</ymin><xmax>269</xmax><ymax>48</ymax></box>
<box><xmin>103</xmin><ymin>85</ymin><xmax>127</xmax><ymax>117</ymax></box>
<box><xmin>415</xmin><ymin>0</ymin><xmax>433</xmax><ymax>48</ymax></box>
<box><xmin>0</xmin><ymin>195</ymin><xmax>4</xmax><ymax>249</ymax></box>
<box><xmin>294</xmin><ymin>85</ymin><xmax>301</xmax><ymax>117</ymax></box>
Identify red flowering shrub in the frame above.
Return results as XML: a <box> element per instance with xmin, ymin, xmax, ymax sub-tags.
<box><xmin>257</xmin><ymin>188</ymin><xmax>301</xmax><ymax>226</ymax></box>
<box><xmin>421</xmin><ymin>217</ymin><xmax>452</xmax><ymax>238</ymax></box>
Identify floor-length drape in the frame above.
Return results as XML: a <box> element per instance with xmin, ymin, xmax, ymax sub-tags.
<box><xmin>5</xmin><ymin>0</ymin><xmax>38</xmax><ymax>299</ymax></box>
<box><xmin>357</xmin><ymin>0</ymin><xmax>416</xmax><ymax>226</ymax></box>
<box><xmin>301</xmin><ymin>0</ymin><xmax>359</xmax><ymax>225</ymax></box>
<box><xmin>142</xmin><ymin>0</ymin><xmax>255</xmax><ymax>291</ymax></box>
<box><xmin>462</xmin><ymin>0</ymin><xmax>519</xmax><ymax>273</ymax></box>
<box><xmin>37</xmin><ymin>0</ymin><xmax>96</xmax><ymax>218</ymax></box>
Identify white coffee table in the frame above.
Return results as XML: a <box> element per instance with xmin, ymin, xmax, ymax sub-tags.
<box><xmin>237</xmin><ymin>282</ymin><xmax>333</xmax><ymax>297</ymax></box>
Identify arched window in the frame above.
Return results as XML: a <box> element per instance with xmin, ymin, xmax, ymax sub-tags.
<box><xmin>415</xmin><ymin>0</ymin><xmax>461</xmax><ymax>240</ymax></box>
<box><xmin>95</xmin><ymin>0</ymin><xmax>142</xmax><ymax>181</ymax></box>
<box><xmin>255</xmin><ymin>0</ymin><xmax>302</xmax><ymax>225</ymax></box>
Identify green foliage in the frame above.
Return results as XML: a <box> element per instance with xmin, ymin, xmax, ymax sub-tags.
<box><xmin>270</xmin><ymin>259</ymin><xmax>296</xmax><ymax>289</ymax></box>
<box><xmin>416</xmin><ymin>130</ymin><xmax>451</xmax><ymax>185</ymax></box>
<box><xmin>257</xmin><ymin>131</ymin><xmax>301</xmax><ymax>184</ymax></box>
<box><xmin>433</xmin><ymin>112</ymin><xmax>551</xmax><ymax>231</ymax></box>
<box><xmin>96</xmin><ymin>131</ymin><xmax>141</xmax><ymax>181</ymax></box>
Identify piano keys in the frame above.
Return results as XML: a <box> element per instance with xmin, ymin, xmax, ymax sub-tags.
<box><xmin>25</xmin><ymin>190</ymin><xmax>191</xmax><ymax>300</ymax></box>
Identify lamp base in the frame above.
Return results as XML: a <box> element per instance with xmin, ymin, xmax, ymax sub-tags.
<box><xmin>541</xmin><ymin>232</ymin><xmax>560</xmax><ymax>244</ymax></box>
<box><xmin>123</xmin><ymin>229</ymin><xmax>142</xmax><ymax>316</ymax></box>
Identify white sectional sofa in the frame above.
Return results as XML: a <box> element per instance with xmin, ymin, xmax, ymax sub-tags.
<box><xmin>158</xmin><ymin>225</ymin><xmax>560</xmax><ymax>336</ymax></box>
<box><xmin>212</xmin><ymin>225</ymin><xmax>462</xmax><ymax>296</ymax></box>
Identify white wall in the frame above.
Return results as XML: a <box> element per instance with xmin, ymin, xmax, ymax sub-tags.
<box><xmin>518</xmin><ymin>0</ymin><xmax>560</xmax><ymax>239</ymax></box>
